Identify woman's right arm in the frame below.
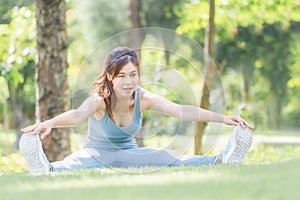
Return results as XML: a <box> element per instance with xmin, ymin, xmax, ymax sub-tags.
<box><xmin>21</xmin><ymin>94</ymin><xmax>105</xmax><ymax>139</ymax></box>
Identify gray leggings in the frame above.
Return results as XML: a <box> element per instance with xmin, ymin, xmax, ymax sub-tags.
<box><xmin>50</xmin><ymin>147</ymin><xmax>217</xmax><ymax>172</ymax></box>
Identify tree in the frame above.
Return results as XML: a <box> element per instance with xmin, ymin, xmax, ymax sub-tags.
<box><xmin>128</xmin><ymin>0</ymin><xmax>143</xmax><ymax>49</ymax></box>
<box><xmin>258</xmin><ymin>22</ymin><xmax>292</xmax><ymax>128</ymax></box>
<box><xmin>194</xmin><ymin>0</ymin><xmax>216</xmax><ymax>155</ymax></box>
<box><xmin>34</xmin><ymin>0</ymin><xmax>70</xmax><ymax>161</ymax></box>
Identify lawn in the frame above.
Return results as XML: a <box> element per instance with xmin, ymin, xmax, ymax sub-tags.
<box><xmin>1</xmin><ymin>129</ymin><xmax>300</xmax><ymax>200</ymax></box>
<box><xmin>1</xmin><ymin>159</ymin><xmax>300</xmax><ymax>200</ymax></box>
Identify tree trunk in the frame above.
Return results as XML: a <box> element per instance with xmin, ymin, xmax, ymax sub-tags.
<box><xmin>129</xmin><ymin>0</ymin><xmax>144</xmax><ymax>50</ymax></box>
<box><xmin>34</xmin><ymin>0</ymin><xmax>70</xmax><ymax>161</ymax></box>
<box><xmin>194</xmin><ymin>0</ymin><xmax>215</xmax><ymax>155</ymax></box>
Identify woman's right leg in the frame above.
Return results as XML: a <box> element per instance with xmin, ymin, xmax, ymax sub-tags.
<box><xmin>50</xmin><ymin>149</ymin><xmax>101</xmax><ymax>172</ymax></box>
<box><xmin>19</xmin><ymin>133</ymin><xmax>116</xmax><ymax>173</ymax></box>
<box><xmin>51</xmin><ymin>148</ymin><xmax>118</xmax><ymax>172</ymax></box>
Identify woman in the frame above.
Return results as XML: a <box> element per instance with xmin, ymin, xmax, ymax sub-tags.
<box><xmin>20</xmin><ymin>46</ymin><xmax>253</xmax><ymax>174</ymax></box>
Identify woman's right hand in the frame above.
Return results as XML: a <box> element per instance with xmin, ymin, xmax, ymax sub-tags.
<box><xmin>21</xmin><ymin>120</ymin><xmax>53</xmax><ymax>140</ymax></box>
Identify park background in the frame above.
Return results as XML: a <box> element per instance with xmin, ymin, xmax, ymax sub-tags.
<box><xmin>0</xmin><ymin>0</ymin><xmax>300</xmax><ymax>199</ymax></box>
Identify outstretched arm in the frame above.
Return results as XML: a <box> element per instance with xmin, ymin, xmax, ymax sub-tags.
<box><xmin>21</xmin><ymin>94</ymin><xmax>105</xmax><ymax>139</ymax></box>
<box><xmin>141</xmin><ymin>89</ymin><xmax>253</xmax><ymax>129</ymax></box>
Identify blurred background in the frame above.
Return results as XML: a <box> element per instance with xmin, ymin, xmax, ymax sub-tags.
<box><xmin>0</xmin><ymin>0</ymin><xmax>300</xmax><ymax>171</ymax></box>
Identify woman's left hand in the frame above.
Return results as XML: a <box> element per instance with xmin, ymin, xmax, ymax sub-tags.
<box><xmin>224</xmin><ymin>115</ymin><xmax>254</xmax><ymax>130</ymax></box>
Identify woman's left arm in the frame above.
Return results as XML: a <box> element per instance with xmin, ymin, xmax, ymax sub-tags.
<box><xmin>142</xmin><ymin>89</ymin><xmax>253</xmax><ymax>129</ymax></box>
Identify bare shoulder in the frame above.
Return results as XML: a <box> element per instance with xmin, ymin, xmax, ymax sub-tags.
<box><xmin>85</xmin><ymin>93</ymin><xmax>106</xmax><ymax>120</ymax></box>
<box><xmin>77</xmin><ymin>92</ymin><xmax>104</xmax><ymax>113</ymax></box>
<box><xmin>140</xmin><ymin>87</ymin><xmax>154</xmax><ymax>98</ymax></box>
<box><xmin>74</xmin><ymin>92</ymin><xmax>106</xmax><ymax>120</ymax></box>
<box><xmin>139</xmin><ymin>86</ymin><xmax>179</xmax><ymax>114</ymax></box>
<box><xmin>139</xmin><ymin>87</ymin><xmax>160</xmax><ymax>111</ymax></box>
<box><xmin>91</xmin><ymin>92</ymin><xmax>106</xmax><ymax>112</ymax></box>
<box><xmin>139</xmin><ymin>87</ymin><xmax>156</xmax><ymax>101</ymax></box>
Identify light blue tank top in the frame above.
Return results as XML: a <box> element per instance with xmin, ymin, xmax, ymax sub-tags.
<box><xmin>85</xmin><ymin>87</ymin><xmax>142</xmax><ymax>150</ymax></box>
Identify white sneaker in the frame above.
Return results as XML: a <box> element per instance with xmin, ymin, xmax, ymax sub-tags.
<box><xmin>19</xmin><ymin>133</ymin><xmax>50</xmax><ymax>174</ymax></box>
<box><xmin>220</xmin><ymin>124</ymin><xmax>253</xmax><ymax>164</ymax></box>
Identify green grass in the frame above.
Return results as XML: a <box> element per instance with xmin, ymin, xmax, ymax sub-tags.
<box><xmin>1</xmin><ymin>130</ymin><xmax>300</xmax><ymax>200</ymax></box>
<box><xmin>1</xmin><ymin>159</ymin><xmax>300</xmax><ymax>200</ymax></box>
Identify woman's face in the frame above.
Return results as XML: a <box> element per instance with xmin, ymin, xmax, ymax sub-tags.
<box><xmin>111</xmin><ymin>62</ymin><xmax>139</xmax><ymax>98</ymax></box>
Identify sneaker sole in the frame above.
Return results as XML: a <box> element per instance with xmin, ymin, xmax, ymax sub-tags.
<box><xmin>19</xmin><ymin>134</ymin><xmax>49</xmax><ymax>174</ymax></box>
<box><xmin>224</xmin><ymin>125</ymin><xmax>253</xmax><ymax>163</ymax></box>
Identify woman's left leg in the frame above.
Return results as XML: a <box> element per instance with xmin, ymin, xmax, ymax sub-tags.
<box><xmin>113</xmin><ymin>147</ymin><xmax>217</xmax><ymax>167</ymax></box>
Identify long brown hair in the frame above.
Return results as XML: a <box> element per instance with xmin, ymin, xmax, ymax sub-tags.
<box><xmin>93</xmin><ymin>47</ymin><xmax>140</xmax><ymax>119</ymax></box>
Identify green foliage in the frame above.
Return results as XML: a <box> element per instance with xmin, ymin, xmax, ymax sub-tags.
<box><xmin>71</xmin><ymin>0</ymin><xmax>130</xmax><ymax>49</ymax></box>
<box><xmin>0</xmin><ymin>0</ymin><xmax>32</xmax><ymax>24</ymax></box>
<box><xmin>0</xmin><ymin>6</ymin><xmax>36</xmax><ymax>125</ymax></box>
<box><xmin>2</xmin><ymin>0</ymin><xmax>300</xmax><ymax>134</ymax></box>
<box><xmin>177</xmin><ymin>1</ymin><xmax>300</xmax><ymax>129</ymax></box>
<box><xmin>176</xmin><ymin>1</ymin><xmax>209</xmax><ymax>45</ymax></box>
<box><xmin>284</xmin><ymin>34</ymin><xmax>300</xmax><ymax>126</ymax></box>
<box><xmin>217</xmin><ymin>22</ymin><xmax>298</xmax><ymax>128</ymax></box>
<box><xmin>259</xmin><ymin>23</ymin><xmax>291</xmax><ymax>96</ymax></box>
<box><xmin>218</xmin><ymin>0</ymin><xmax>300</xmax><ymax>26</ymax></box>
<box><xmin>0</xmin><ymin>7</ymin><xmax>36</xmax><ymax>77</ymax></box>
<box><xmin>142</xmin><ymin>0</ymin><xmax>184</xmax><ymax>29</ymax></box>
<box><xmin>256</xmin><ymin>23</ymin><xmax>292</xmax><ymax>127</ymax></box>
